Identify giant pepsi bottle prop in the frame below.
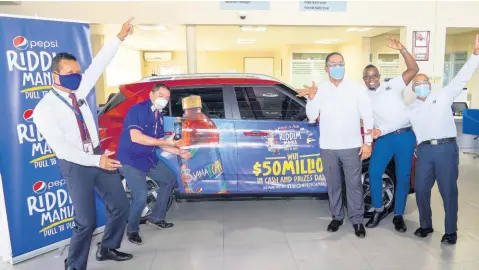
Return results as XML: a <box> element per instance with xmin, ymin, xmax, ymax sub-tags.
<box><xmin>176</xmin><ymin>95</ymin><xmax>226</xmax><ymax>194</ymax></box>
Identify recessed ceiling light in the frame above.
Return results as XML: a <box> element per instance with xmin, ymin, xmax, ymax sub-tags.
<box><xmin>314</xmin><ymin>39</ymin><xmax>338</xmax><ymax>44</ymax></box>
<box><xmin>237</xmin><ymin>39</ymin><xmax>256</xmax><ymax>44</ymax></box>
<box><xmin>138</xmin><ymin>25</ymin><xmax>169</xmax><ymax>31</ymax></box>
<box><xmin>357</xmin><ymin>27</ymin><xmax>373</xmax><ymax>32</ymax></box>
<box><xmin>346</xmin><ymin>28</ymin><xmax>358</xmax><ymax>32</ymax></box>
<box><xmin>241</xmin><ymin>26</ymin><xmax>268</xmax><ymax>32</ymax></box>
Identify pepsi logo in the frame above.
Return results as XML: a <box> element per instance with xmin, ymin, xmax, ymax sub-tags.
<box><xmin>33</xmin><ymin>181</ymin><xmax>47</xmax><ymax>194</ymax></box>
<box><xmin>23</xmin><ymin>109</ymin><xmax>34</xmax><ymax>122</ymax></box>
<box><xmin>13</xmin><ymin>36</ymin><xmax>28</xmax><ymax>51</ymax></box>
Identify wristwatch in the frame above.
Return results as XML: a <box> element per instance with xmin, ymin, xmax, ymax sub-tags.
<box><xmin>365</xmin><ymin>142</ymin><xmax>372</xmax><ymax>146</ymax></box>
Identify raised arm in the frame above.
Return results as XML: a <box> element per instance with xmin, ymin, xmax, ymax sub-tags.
<box><xmin>443</xmin><ymin>34</ymin><xmax>479</xmax><ymax>102</ymax></box>
<box><xmin>386</xmin><ymin>36</ymin><xmax>419</xmax><ymax>86</ymax></box>
<box><xmin>76</xmin><ymin>18</ymin><xmax>134</xmax><ymax>99</ymax></box>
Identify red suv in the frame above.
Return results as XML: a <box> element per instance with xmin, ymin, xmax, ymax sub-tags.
<box><xmin>98</xmin><ymin>73</ymin><xmax>416</xmax><ymax>218</ymax></box>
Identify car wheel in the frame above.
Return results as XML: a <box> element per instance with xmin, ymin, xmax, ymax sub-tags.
<box><xmin>362</xmin><ymin>165</ymin><xmax>396</xmax><ymax>218</ymax></box>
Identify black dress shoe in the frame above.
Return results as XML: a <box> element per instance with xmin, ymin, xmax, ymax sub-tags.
<box><xmin>327</xmin><ymin>219</ymin><xmax>343</xmax><ymax>232</ymax></box>
<box><xmin>441</xmin><ymin>233</ymin><xmax>457</xmax><ymax>245</ymax></box>
<box><xmin>64</xmin><ymin>258</ymin><xmax>76</xmax><ymax>270</ymax></box>
<box><xmin>392</xmin><ymin>215</ymin><xmax>407</xmax><ymax>233</ymax></box>
<box><xmin>127</xmin><ymin>232</ymin><xmax>143</xmax><ymax>245</ymax></box>
<box><xmin>146</xmin><ymin>220</ymin><xmax>174</xmax><ymax>229</ymax></box>
<box><xmin>95</xmin><ymin>242</ymin><xmax>133</xmax><ymax>262</ymax></box>
<box><xmin>414</xmin><ymin>227</ymin><xmax>434</xmax><ymax>238</ymax></box>
<box><xmin>365</xmin><ymin>210</ymin><xmax>389</xmax><ymax>228</ymax></box>
<box><xmin>353</xmin><ymin>224</ymin><xmax>366</xmax><ymax>238</ymax></box>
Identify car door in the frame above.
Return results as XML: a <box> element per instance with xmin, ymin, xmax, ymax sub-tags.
<box><xmin>229</xmin><ymin>84</ymin><xmax>327</xmax><ymax>194</ymax></box>
<box><xmin>159</xmin><ymin>86</ymin><xmax>238</xmax><ymax>195</ymax></box>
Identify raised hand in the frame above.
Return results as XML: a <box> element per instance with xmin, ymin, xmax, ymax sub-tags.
<box><xmin>386</xmin><ymin>36</ymin><xmax>405</xmax><ymax>51</ymax></box>
<box><xmin>296</xmin><ymin>81</ymin><xmax>318</xmax><ymax>100</ymax></box>
<box><xmin>117</xmin><ymin>17</ymin><xmax>134</xmax><ymax>41</ymax></box>
<box><xmin>474</xmin><ymin>34</ymin><xmax>479</xmax><ymax>55</ymax></box>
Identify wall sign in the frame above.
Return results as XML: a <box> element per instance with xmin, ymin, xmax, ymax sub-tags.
<box><xmin>299</xmin><ymin>1</ymin><xmax>347</xmax><ymax>12</ymax></box>
<box><xmin>412</xmin><ymin>31</ymin><xmax>430</xmax><ymax>61</ymax></box>
<box><xmin>220</xmin><ymin>1</ymin><xmax>270</xmax><ymax>10</ymax></box>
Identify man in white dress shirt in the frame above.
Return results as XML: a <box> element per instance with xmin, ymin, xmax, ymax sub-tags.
<box><xmin>363</xmin><ymin>37</ymin><xmax>419</xmax><ymax>232</ymax></box>
<box><xmin>33</xmin><ymin>19</ymin><xmax>135</xmax><ymax>270</ymax></box>
<box><xmin>369</xmin><ymin>35</ymin><xmax>479</xmax><ymax>245</ymax></box>
<box><xmin>298</xmin><ymin>52</ymin><xmax>375</xmax><ymax>238</ymax></box>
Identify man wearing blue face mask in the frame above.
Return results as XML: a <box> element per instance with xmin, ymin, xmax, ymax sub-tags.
<box><xmin>298</xmin><ymin>52</ymin><xmax>375</xmax><ymax>238</ymax></box>
<box><xmin>33</xmin><ymin>18</ymin><xmax>135</xmax><ymax>270</ymax></box>
<box><xmin>369</xmin><ymin>34</ymin><xmax>479</xmax><ymax>245</ymax></box>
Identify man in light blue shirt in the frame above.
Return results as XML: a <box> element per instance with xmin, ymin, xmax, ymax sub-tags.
<box><xmin>370</xmin><ymin>34</ymin><xmax>479</xmax><ymax>245</ymax></box>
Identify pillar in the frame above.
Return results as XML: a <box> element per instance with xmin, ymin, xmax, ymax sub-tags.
<box><xmin>186</xmin><ymin>25</ymin><xmax>197</xmax><ymax>74</ymax></box>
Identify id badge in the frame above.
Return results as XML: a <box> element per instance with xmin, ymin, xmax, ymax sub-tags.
<box><xmin>82</xmin><ymin>140</ymin><xmax>94</xmax><ymax>154</ymax></box>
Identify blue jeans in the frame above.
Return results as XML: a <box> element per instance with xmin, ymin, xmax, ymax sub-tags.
<box><xmin>120</xmin><ymin>160</ymin><xmax>176</xmax><ymax>233</ymax></box>
<box><xmin>369</xmin><ymin>130</ymin><xmax>416</xmax><ymax>215</ymax></box>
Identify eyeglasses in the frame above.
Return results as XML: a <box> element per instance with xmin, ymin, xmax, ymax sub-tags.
<box><xmin>327</xmin><ymin>62</ymin><xmax>345</xmax><ymax>68</ymax></box>
<box><xmin>363</xmin><ymin>74</ymin><xmax>380</xmax><ymax>80</ymax></box>
<box><xmin>412</xmin><ymin>80</ymin><xmax>429</xmax><ymax>87</ymax></box>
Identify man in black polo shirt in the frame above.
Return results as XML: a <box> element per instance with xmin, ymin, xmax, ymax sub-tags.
<box><xmin>117</xmin><ymin>84</ymin><xmax>191</xmax><ymax>245</ymax></box>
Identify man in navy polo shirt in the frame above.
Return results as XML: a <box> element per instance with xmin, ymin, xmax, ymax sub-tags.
<box><xmin>117</xmin><ymin>84</ymin><xmax>191</xmax><ymax>245</ymax></box>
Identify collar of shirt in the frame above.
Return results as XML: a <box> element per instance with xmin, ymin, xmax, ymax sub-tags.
<box><xmin>51</xmin><ymin>86</ymin><xmax>71</xmax><ymax>99</ymax></box>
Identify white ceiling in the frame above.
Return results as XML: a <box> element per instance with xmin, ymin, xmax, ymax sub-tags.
<box><xmin>90</xmin><ymin>24</ymin><xmax>479</xmax><ymax>52</ymax></box>
<box><xmin>91</xmin><ymin>24</ymin><xmax>399</xmax><ymax>52</ymax></box>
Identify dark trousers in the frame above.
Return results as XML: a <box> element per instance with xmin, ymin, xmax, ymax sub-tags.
<box><xmin>369</xmin><ymin>130</ymin><xmax>416</xmax><ymax>215</ymax></box>
<box><xmin>58</xmin><ymin>160</ymin><xmax>129</xmax><ymax>270</ymax></box>
<box><xmin>321</xmin><ymin>147</ymin><xmax>364</xmax><ymax>224</ymax></box>
<box><xmin>119</xmin><ymin>159</ymin><xmax>176</xmax><ymax>233</ymax></box>
<box><xmin>415</xmin><ymin>141</ymin><xmax>459</xmax><ymax>234</ymax></box>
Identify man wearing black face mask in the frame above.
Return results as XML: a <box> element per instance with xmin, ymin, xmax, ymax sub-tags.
<box><xmin>116</xmin><ymin>84</ymin><xmax>192</xmax><ymax>245</ymax></box>
<box><xmin>33</xmin><ymin>18</ymin><xmax>135</xmax><ymax>270</ymax></box>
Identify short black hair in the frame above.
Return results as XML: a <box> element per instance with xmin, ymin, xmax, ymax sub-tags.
<box><xmin>363</xmin><ymin>64</ymin><xmax>379</xmax><ymax>74</ymax></box>
<box><xmin>151</xmin><ymin>84</ymin><xmax>170</xmax><ymax>93</ymax></box>
<box><xmin>325</xmin><ymin>52</ymin><xmax>344</xmax><ymax>66</ymax></box>
<box><xmin>51</xmin><ymin>53</ymin><xmax>77</xmax><ymax>72</ymax></box>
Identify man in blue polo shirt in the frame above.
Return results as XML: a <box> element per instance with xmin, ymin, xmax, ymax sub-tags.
<box><xmin>117</xmin><ymin>83</ymin><xmax>191</xmax><ymax>245</ymax></box>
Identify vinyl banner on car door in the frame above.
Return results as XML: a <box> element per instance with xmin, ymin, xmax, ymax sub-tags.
<box><xmin>0</xmin><ymin>15</ymin><xmax>106</xmax><ymax>262</ymax></box>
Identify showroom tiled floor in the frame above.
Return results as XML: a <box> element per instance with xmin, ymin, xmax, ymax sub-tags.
<box><xmin>4</xmin><ymin>153</ymin><xmax>479</xmax><ymax>270</ymax></box>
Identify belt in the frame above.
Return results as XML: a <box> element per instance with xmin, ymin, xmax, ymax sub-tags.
<box><xmin>420</xmin><ymin>137</ymin><xmax>456</xmax><ymax>145</ymax></box>
<box><xmin>391</xmin><ymin>127</ymin><xmax>412</xmax><ymax>134</ymax></box>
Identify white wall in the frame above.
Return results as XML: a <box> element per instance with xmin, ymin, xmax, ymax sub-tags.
<box><xmin>1</xmin><ymin>1</ymin><xmax>479</xmax><ymax>104</ymax></box>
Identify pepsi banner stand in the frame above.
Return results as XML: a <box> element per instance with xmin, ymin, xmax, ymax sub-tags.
<box><xmin>0</xmin><ymin>15</ymin><xmax>106</xmax><ymax>264</ymax></box>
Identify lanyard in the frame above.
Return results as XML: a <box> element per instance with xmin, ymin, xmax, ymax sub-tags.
<box><xmin>51</xmin><ymin>89</ymin><xmax>84</xmax><ymax>122</ymax></box>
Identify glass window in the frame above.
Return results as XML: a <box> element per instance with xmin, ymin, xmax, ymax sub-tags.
<box><xmin>443</xmin><ymin>52</ymin><xmax>467</xmax><ymax>86</ymax></box>
<box><xmin>234</xmin><ymin>86</ymin><xmax>306</xmax><ymax>121</ymax></box>
<box><xmin>98</xmin><ymin>92</ymin><xmax>126</xmax><ymax>116</ymax></box>
<box><xmin>168</xmin><ymin>87</ymin><xmax>225</xmax><ymax>119</ymax></box>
